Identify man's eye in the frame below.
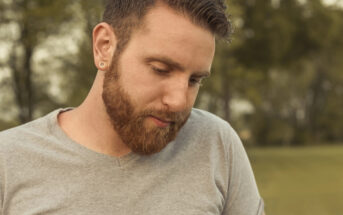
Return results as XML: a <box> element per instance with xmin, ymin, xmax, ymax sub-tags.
<box><xmin>152</xmin><ymin>66</ymin><xmax>169</xmax><ymax>75</ymax></box>
<box><xmin>189</xmin><ymin>77</ymin><xmax>203</xmax><ymax>86</ymax></box>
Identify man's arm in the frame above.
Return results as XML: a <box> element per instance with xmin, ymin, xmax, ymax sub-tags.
<box><xmin>222</xmin><ymin>128</ymin><xmax>264</xmax><ymax>215</ymax></box>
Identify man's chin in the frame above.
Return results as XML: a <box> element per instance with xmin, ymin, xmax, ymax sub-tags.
<box><xmin>125</xmin><ymin>125</ymin><xmax>180</xmax><ymax>156</ymax></box>
<box><xmin>128</xmin><ymin>138</ymin><xmax>172</xmax><ymax>156</ymax></box>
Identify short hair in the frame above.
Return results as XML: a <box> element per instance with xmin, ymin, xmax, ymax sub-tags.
<box><xmin>102</xmin><ymin>0</ymin><xmax>231</xmax><ymax>52</ymax></box>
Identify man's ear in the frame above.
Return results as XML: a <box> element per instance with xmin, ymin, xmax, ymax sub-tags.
<box><xmin>93</xmin><ymin>22</ymin><xmax>117</xmax><ymax>71</ymax></box>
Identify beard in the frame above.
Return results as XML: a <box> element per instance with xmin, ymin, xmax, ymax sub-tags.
<box><xmin>102</xmin><ymin>53</ymin><xmax>191</xmax><ymax>156</ymax></box>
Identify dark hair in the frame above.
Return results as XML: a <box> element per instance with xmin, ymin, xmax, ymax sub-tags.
<box><xmin>103</xmin><ymin>0</ymin><xmax>231</xmax><ymax>51</ymax></box>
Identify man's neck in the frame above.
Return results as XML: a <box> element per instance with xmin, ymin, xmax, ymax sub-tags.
<box><xmin>57</xmin><ymin>71</ymin><xmax>131</xmax><ymax>157</ymax></box>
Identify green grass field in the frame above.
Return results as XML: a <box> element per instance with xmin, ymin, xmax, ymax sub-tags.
<box><xmin>248</xmin><ymin>145</ymin><xmax>343</xmax><ymax>215</ymax></box>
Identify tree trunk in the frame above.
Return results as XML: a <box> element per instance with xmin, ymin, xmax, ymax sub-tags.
<box><xmin>9</xmin><ymin>9</ymin><xmax>35</xmax><ymax>123</ymax></box>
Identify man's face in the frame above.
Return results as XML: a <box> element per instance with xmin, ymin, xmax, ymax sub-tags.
<box><xmin>102</xmin><ymin>4</ymin><xmax>215</xmax><ymax>155</ymax></box>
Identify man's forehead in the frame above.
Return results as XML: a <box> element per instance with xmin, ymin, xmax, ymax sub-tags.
<box><xmin>114</xmin><ymin>3</ymin><xmax>216</xmax><ymax>74</ymax></box>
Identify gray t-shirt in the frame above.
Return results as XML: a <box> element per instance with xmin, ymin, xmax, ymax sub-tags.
<box><xmin>0</xmin><ymin>108</ymin><xmax>263</xmax><ymax>215</ymax></box>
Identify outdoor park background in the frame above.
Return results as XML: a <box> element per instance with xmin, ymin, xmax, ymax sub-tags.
<box><xmin>1</xmin><ymin>0</ymin><xmax>343</xmax><ymax>214</ymax></box>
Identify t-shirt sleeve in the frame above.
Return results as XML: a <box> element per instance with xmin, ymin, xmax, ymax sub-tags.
<box><xmin>222</xmin><ymin>128</ymin><xmax>264</xmax><ymax>215</ymax></box>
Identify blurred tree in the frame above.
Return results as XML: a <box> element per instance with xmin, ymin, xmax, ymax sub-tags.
<box><xmin>198</xmin><ymin>0</ymin><xmax>343</xmax><ymax>146</ymax></box>
<box><xmin>58</xmin><ymin>0</ymin><xmax>105</xmax><ymax>107</ymax></box>
<box><xmin>0</xmin><ymin>0</ymin><xmax>73</xmax><ymax>123</ymax></box>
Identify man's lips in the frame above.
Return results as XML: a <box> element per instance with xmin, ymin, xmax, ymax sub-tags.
<box><xmin>149</xmin><ymin>116</ymin><xmax>172</xmax><ymax>128</ymax></box>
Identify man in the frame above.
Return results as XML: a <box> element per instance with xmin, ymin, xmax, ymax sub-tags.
<box><xmin>0</xmin><ymin>0</ymin><xmax>264</xmax><ymax>214</ymax></box>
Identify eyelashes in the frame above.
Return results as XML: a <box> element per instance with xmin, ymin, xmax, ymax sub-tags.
<box><xmin>151</xmin><ymin>66</ymin><xmax>204</xmax><ymax>87</ymax></box>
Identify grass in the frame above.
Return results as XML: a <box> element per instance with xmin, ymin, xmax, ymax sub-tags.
<box><xmin>247</xmin><ymin>145</ymin><xmax>343</xmax><ymax>215</ymax></box>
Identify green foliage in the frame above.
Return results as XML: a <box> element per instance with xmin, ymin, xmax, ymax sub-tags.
<box><xmin>0</xmin><ymin>0</ymin><xmax>75</xmax><ymax>123</ymax></box>
<box><xmin>198</xmin><ymin>0</ymin><xmax>343</xmax><ymax>146</ymax></box>
<box><xmin>57</xmin><ymin>0</ymin><xmax>104</xmax><ymax>107</ymax></box>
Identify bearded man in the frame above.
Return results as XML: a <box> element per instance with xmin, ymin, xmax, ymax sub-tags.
<box><xmin>0</xmin><ymin>0</ymin><xmax>264</xmax><ymax>214</ymax></box>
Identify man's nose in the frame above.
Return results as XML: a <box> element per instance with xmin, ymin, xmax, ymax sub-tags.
<box><xmin>162</xmin><ymin>80</ymin><xmax>188</xmax><ymax>112</ymax></box>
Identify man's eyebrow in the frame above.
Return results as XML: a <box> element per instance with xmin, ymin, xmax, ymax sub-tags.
<box><xmin>193</xmin><ymin>70</ymin><xmax>211</xmax><ymax>78</ymax></box>
<box><xmin>144</xmin><ymin>55</ymin><xmax>211</xmax><ymax>77</ymax></box>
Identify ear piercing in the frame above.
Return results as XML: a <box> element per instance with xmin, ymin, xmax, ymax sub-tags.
<box><xmin>99</xmin><ymin>62</ymin><xmax>106</xmax><ymax>69</ymax></box>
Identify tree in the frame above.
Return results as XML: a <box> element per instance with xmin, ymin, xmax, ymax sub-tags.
<box><xmin>198</xmin><ymin>0</ymin><xmax>343</xmax><ymax>146</ymax></box>
<box><xmin>57</xmin><ymin>0</ymin><xmax>105</xmax><ymax>107</ymax></box>
<box><xmin>0</xmin><ymin>0</ymin><xmax>73</xmax><ymax>123</ymax></box>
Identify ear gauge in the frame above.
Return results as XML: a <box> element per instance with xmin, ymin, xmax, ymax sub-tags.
<box><xmin>99</xmin><ymin>62</ymin><xmax>106</xmax><ymax>69</ymax></box>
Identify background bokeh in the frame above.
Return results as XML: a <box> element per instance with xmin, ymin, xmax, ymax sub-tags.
<box><xmin>1</xmin><ymin>0</ymin><xmax>343</xmax><ymax>214</ymax></box>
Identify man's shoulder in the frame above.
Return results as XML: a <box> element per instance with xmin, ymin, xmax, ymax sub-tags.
<box><xmin>180</xmin><ymin>108</ymin><xmax>241</xmax><ymax>149</ymax></box>
<box><xmin>0</xmin><ymin>109</ymin><xmax>59</xmax><ymax>153</ymax></box>
<box><xmin>188</xmin><ymin>108</ymin><xmax>235</xmax><ymax>135</ymax></box>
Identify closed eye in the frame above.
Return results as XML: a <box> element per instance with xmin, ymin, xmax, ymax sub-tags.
<box><xmin>189</xmin><ymin>76</ymin><xmax>206</xmax><ymax>86</ymax></box>
<box><xmin>152</xmin><ymin>66</ymin><xmax>170</xmax><ymax>75</ymax></box>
